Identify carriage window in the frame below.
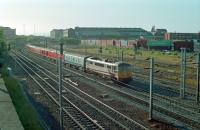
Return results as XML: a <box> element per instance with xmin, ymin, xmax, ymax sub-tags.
<box><xmin>95</xmin><ymin>63</ymin><xmax>104</xmax><ymax>67</ymax></box>
<box><xmin>107</xmin><ymin>65</ymin><xmax>111</xmax><ymax>69</ymax></box>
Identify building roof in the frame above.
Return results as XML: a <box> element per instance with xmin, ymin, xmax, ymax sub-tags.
<box><xmin>75</xmin><ymin>27</ymin><xmax>146</xmax><ymax>31</ymax></box>
<box><xmin>73</xmin><ymin>27</ymin><xmax>153</xmax><ymax>39</ymax></box>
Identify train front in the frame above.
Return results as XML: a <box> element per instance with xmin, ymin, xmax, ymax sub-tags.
<box><xmin>117</xmin><ymin>62</ymin><xmax>133</xmax><ymax>83</ymax></box>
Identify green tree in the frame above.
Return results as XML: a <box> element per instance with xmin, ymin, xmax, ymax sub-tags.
<box><xmin>0</xmin><ymin>29</ymin><xmax>6</xmax><ymax>55</ymax></box>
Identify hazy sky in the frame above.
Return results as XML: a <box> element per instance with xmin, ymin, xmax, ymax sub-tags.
<box><xmin>0</xmin><ymin>0</ymin><xmax>199</xmax><ymax>36</ymax></box>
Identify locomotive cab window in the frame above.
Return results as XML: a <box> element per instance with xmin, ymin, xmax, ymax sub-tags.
<box><xmin>113</xmin><ymin>66</ymin><xmax>117</xmax><ymax>72</ymax></box>
<box><xmin>118</xmin><ymin>63</ymin><xmax>131</xmax><ymax>71</ymax></box>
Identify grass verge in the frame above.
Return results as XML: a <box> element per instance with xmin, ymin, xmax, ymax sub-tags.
<box><xmin>1</xmin><ymin>65</ymin><xmax>44</xmax><ymax>130</ymax></box>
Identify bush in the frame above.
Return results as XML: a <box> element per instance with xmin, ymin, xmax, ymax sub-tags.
<box><xmin>173</xmin><ymin>51</ymin><xmax>178</xmax><ymax>56</ymax></box>
<box><xmin>1</xmin><ymin>65</ymin><xmax>44</xmax><ymax>130</ymax></box>
<box><xmin>1</xmin><ymin>65</ymin><xmax>8</xmax><ymax>77</ymax></box>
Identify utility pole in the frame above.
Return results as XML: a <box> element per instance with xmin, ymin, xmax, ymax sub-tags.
<box><xmin>59</xmin><ymin>43</ymin><xmax>64</xmax><ymax>130</ymax></box>
<box><xmin>117</xmin><ymin>47</ymin><xmax>120</xmax><ymax>61</ymax></box>
<box><xmin>121</xmin><ymin>49</ymin><xmax>124</xmax><ymax>61</ymax></box>
<box><xmin>149</xmin><ymin>57</ymin><xmax>154</xmax><ymax>120</ymax></box>
<box><xmin>56</xmin><ymin>49</ymin><xmax>59</xmax><ymax>73</ymax></box>
<box><xmin>133</xmin><ymin>44</ymin><xmax>137</xmax><ymax>60</ymax></box>
<box><xmin>196</xmin><ymin>53</ymin><xmax>200</xmax><ymax>103</ymax></box>
<box><xmin>84</xmin><ymin>40</ymin><xmax>86</xmax><ymax>54</ymax></box>
<box><xmin>180</xmin><ymin>48</ymin><xmax>186</xmax><ymax>99</ymax></box>
<box><xmin>45</xmin><ymin>38</ymin><xmax>48</xmax><ymax>48</ymax></box>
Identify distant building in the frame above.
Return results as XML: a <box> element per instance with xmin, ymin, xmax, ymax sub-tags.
<box><xmin>150</xmin><ymin>25</ymin><xmax>167</xmax><ymax>40</ymax></box>
<box><xmin>63</xmin><ymin>28</ymin><xmax>75</xmax><ymax>38</ymax></box>
<box><xmin>164</xmin><ymin>33</ymin><xmax>200</xmax><ymax>40</ymax></box>
<box><xmin>69</xmin><ymin>27</ymin><xmax>153</xmax><ymax>39</ymax></box>
<box><xmin>0</xmin><ymin>26</ymin><xmax>16</xmax><ymax>39</ymax></box>
<box><xmin>63</xmin><ymin>29</ymin><xmax>69</xmax><ymax>37</ymax></box>
<box><xmin>151</xmin><ymin>25</ymin><xmax>156</xmax><ymax>35</ymax></box>
<box><xmin>154</xmin><ymin>29</ymin><xmax>167</xmax><ymax>40</ymax></box>
<box><xmin>50</xmin><ymin>27</ymin><xmax>154</xmax><ymax>40</ymax></box>
<box><xmin>194</xmin><ymin>40</ymin><xmax>200</xmax><ymax>52</ymax></box>
<box><xmin>50</xmin><ymin>29</ymin><xmax>63</xmax><ymax>39</ymax></box>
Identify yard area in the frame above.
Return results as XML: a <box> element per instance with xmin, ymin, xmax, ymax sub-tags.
<box><xmin>67</xmin><ymin>46</ymin><xmax>194</xmax><ymax>64</ymax></box>
<box><xmin>66</xmin><ymin>46</ymin><xmax>198</xmax><ymax>89</ymax></box>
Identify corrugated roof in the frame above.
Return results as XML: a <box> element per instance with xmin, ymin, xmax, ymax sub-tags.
<box><xmin>147</xmin><ymin>40</ymin><xmax>173</xmax><ymax>47</ymax></box>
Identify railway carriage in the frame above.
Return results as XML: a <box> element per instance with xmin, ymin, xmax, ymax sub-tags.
<box><xmin>26</xmin><ymin>44</ymin><xmax>132</xmax><ymax>82</ymax></box>
<box><xmin>86</xmin><ymin>57</ymin><xmax>132</xmax><ymax>82</ymax></box>
<box><xmin>26</xmin><ymin>45</ymin><xmax>41</xmax><ymax>54</ymax></box>
<box><xmin>27</xmin><ymin>44</ymin><xmax>63</xmax><ymax>60</ymax></box>
<box><xmin>64</xmin><ymin>53</ymin><xmax>88</xmax><ymax>71</ymax></box>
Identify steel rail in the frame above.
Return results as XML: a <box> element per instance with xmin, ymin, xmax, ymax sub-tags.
<box><xmin>13</xmin><ymin>51</ymin><xmax>138</xmax><ymax>130</ymax></box>
<box><xmin>21</xmin><ymin>50</ymin><xmax>200</xmax><ymax>129</ymax></box>
<box><xmin>12</xmin><ymin>54</ymin><xmax>104</xmax><ymax>130</ymax></box>
<box><xmin>16</xmin><ymin>50</ymin><xmax>149</xmax><ymax>130</ymax></box>
<box><xmin>23</xmin><ymin>49</ymin><xmax>199</xmax><ymax>113</ymax></box>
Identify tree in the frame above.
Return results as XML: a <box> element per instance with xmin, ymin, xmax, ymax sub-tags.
<box><xmin>0</xmin><ymin>29</ymin><xmax>6</xmax><ymax>55</ymax></box>
<box><xmin>60</xmin><ymin>37</ymin><xmax>80</xmax><ymax>45</ymax></box>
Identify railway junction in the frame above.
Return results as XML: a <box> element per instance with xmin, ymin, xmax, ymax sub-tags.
<box><xmin>4</xmin><ymin>44</ymin><xmax>199</xmax><ymax>130</ymax></box>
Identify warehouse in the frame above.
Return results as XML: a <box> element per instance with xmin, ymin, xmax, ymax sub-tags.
<box><xmin>68</xmin><ymin>27</ymin><xmax>153</xmax><ymax>39</ymax></box>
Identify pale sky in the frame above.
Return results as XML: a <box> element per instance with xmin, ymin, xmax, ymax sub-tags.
<box><xmin>0</xmin><ymin>0</ymin><xmax>200</xmax><ymax>36</ymax></box>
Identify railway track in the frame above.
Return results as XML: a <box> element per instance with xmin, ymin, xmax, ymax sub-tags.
<box><xmin>12</xmin><ymin>51</ymin><xmax>148</xmax><ymax>130</ymax></box>
<box><xmin>12</xmin><ymin>54</ymin><xmax>105</xmax><ymax>129</ymax></box>
<box><xmin>69</xmin><ymin>49</ymin><xmax>198</xmax><ymax>94</ymax></box>
<box><xmin>22</xmin><ymin>49</ymin><xmax>199</xmax><ymax>110</ymax></box>
<box><xmin>133</xmin><ymin>66</ymin><xmax>197</xmax><ymax>97</ymax></box>
<box><xmin>18</xmin><ymin>49</ymin><xmax>200</xmax><ymax>130</ymax></box>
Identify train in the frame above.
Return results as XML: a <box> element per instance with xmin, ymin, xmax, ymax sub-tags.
<box><xmin>26</xmin><ymin>44</ymin><xmax>133</xmax><ymax>82</ymax></box>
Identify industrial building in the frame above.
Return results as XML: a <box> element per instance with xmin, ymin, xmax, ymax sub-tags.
<box><xmin>154</xmin><ymin>29</ymin><xmax>167</xmax><ymax>40</ymax></box>
<box><xmin>50</xmin><ymin>29</ymin><xmax>63</xmax><ymax>39</ymax></box>
<box><xmin>164</xmin><ymin>33</ymin><xmax>200</xmax><ymax>40</ymax></box>
<box><xmin>63</xmin><ymin>27</ymin><xmax>153</xmax><ymax>39</ymax></box>
<box><xmin>49</xmin><ymin>27</ymin><xmax>200</xmax><ymax>52</ymax></box>
<box><xmin>0</xmin><ymin>26</ymin><xmax>16</xmax><ymax>39</ymax></box>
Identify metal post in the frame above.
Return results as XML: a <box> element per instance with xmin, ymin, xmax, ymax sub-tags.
<box><xmin>56</xmin><ymin>50</ymin><xmax>59</xmax><ymax>73</ymax></box>
<box><xmin>59</xmin><ymin>43</ymin><xmax>63</xmax><ymax>130</ymax></box>
<box><xmin>118</xmin><ymin>48</ymin><xmax>120</xmax><ymax>61</ymax></box>
<box><xmin>45</xmin><ymin>38</ymin><xmax>48</xmax><ymax>48</ymax></box>
<box><xmin>121</xmin><ymin>49</ymin><xmax>123</xmax><ymax>61</ymax></box>
<box><xmin>149</xmin><ymin>57</ymin><xmax>154</xmax><ymax>120</ymax></box>
<box><xmin>133</xmin><ymin>44</ymin><xmax>136</xmax><ymax>60</ymax></box>
<box><xmin>85</xmin><ymin>40</ymin><xmax>86</xmax><ymax>54</ymax></box>
<box><xmin>196</xmin><ymin>53</ymin><xmax>200</xmax><ymax>103</ymax></box>
<box><xmin>180</xmin><ymin>48</ymin><xmax>186</xmax><ymax>98</ymax></box>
